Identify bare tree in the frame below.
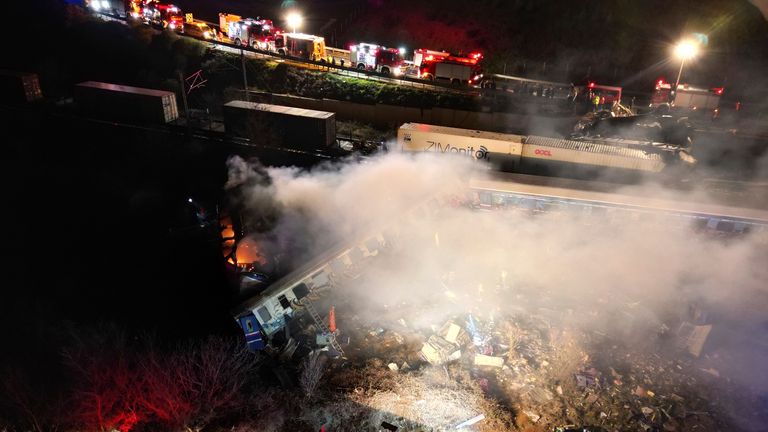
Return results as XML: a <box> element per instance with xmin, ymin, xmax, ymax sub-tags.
<box><xmin>0</xmin><ymin>367</ymin><xmax>66</xmax><ymax>432</ymax></box>
<box><xmin>169</xmin><ymin>337</ymin><xmax>258</xmax><ymax>432</ymax></box>
<box><xmin>299</xmin><ymin>351</ymin><xmax>326</xmax><ymax>399</ymax></box>
<box><xmin>61</xmin><ymin>324</ymin><xmax>144</xmax><ymax>432</ymax></box>
<box><xmin>62</xmin><ymin>325</ymin><xmax>260</xmax><ymax>432</ymax></box>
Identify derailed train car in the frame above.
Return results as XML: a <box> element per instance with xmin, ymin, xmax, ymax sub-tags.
<box><xmin>397</xmin><ymin>122</ymin><xmax>695</xmax><ymax>180</ymax></box>
<box><xmin>232</xmin><ymin>172</ymin><xmax>767</xmax><ymax>353</ymax></box>
<box><xmin>469</xmin><ymin>172</ymin><xmax>768</xmax><ymax>239</ymax></box>
<box><xmin>232</xmin><ymin>191</ymin><xmax>456</xmax><ymax>352</ymax></box>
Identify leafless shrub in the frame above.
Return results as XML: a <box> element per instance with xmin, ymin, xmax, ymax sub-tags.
<box><xmin>169</xmin><ymin>336</ymin><xmax>258</xmax><ymax>432</ymax></box>
<box><xmin>61</xmin><ymin>324</ymin><xmax>143</xmax><ymax>432</ymax></box>
<box><xmin>300</xmin><ymin>351</ymin><xmax>327</xmax><ymax>399</ymax></box>
<box><xmin>62</xmin><ymin>325</ymin><xmax>262</xmax><ymax>432</ymax></box>
<box><xmin>0</xmin><ymin>367</ymin><xmax>66</xmax><ymax>432</ymax></box>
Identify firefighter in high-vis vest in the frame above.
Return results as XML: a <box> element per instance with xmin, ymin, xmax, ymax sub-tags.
<box><xmin>592</xmin><ymin>94</ymin><xmax>600</xmax><ymax>112</ymax></box>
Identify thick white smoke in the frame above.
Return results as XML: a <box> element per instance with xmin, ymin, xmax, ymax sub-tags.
<box><xmin>227</xmin><ymin>152</ymin><xmax>768</xmax><ymax>426</ymax></box>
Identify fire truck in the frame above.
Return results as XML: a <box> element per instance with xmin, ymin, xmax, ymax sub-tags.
<box><xmin>349</xmin><ymin>43</ymin><xmax>407</xmax><ymax>76</ymax></box>
<box><xmin>140</xmin><ymin>1</ymin><xmax>184</xmax><ymax>32</ymax></box>
<box><xmin>274</xmin><ymin>33</ymin><xmax>327</xmax><ymax>62</ymax></box>
<box><xmin>410</xmin><ymin>49</ymin><xmax>483</xmax><ymax>85</ymax></box>
<box><xmin>225</xmin><ymin>17</ymin><xmax>279</xmax><ymax>50</ymax></box>
<box><xmin>650</xmin><ymin>80</ymin><xmax>723</xmax><ymax>111</ymax></box>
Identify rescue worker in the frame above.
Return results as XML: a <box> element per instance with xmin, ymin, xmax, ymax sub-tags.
<box><xmin>592</xmin><ymin>94</ymin><xmax>600</xmax><ymax>112</ymax></box>
<box><xmin>569</xmin><ymin>83</ymin><xmax>578</xmax><ymax>102</ymax></box>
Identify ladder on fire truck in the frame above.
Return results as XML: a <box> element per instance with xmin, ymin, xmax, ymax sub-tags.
<box><xmin>301</xmin><ymin>299</ymin><xmax>345</xmax><ymax>356</ymax></box>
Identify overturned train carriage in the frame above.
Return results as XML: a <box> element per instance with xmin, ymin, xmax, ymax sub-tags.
<box><xmin>397</xmin><ymin>122</ymin><xmax>695</xmax><ymax>179</ymax></box>
<box><xmin>233</xmin><ymin>192</ymin><xmax>456</xmax><ymax>352</ymax></box>
<box><xmin>232</xmin><ymin>173</ymin><xmax>767</xmax><ymax>351</ymax></box>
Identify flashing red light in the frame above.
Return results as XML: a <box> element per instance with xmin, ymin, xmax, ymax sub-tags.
<box><xmin>425</xmin><ymin>55</ymin><xmax>434</xmax><ymax>61</ymax></box>
<box><xmin>470</xmin><ymin>52</ymin><xmax>483</xmax><ymax>59</ymax></box>
<box><xmin>657</xmin><ymin>79</ymin><xmax>665</xmax><ymax>86</ymax></box>
<box><xmin>713</xmin><ymin>87</ymin><xmax>724</xmax><ymax>95</ymax></box>
<box><xmin>588</xmin><ymin>82</ymin><xmax>595</xmax><ymax>88</ymax></box>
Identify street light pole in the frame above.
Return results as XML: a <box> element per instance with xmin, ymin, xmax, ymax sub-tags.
<box><xmin>674</xmin><ymin>58</ymin><xmax>685</xmax><ymax>91</ymax></box>
<box><xmin>672</xmin><ymin>39</ymin><xmax>699</xmax><ymax>92</ymax></box>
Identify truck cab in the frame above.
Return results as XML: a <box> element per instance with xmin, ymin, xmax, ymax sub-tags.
<box><xmin>141</xmin><ymin>1</ymin><xmax>184</xmax><ymax>32</ymax></box>
<box><xmin>350</xmin><ymin>43</ymin><xmax>406</xmax><ymax>75</ymax></box>
<box><xmin>228</xmin><ymin>18</ymin><xmax>277</xmax><ymax>50</ymax></box>
<box><xmin>412</xmin><ymin>49</ymin><xmax>483</xmax><ymax>85</ymax></box>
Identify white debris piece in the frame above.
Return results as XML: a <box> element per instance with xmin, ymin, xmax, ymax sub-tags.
<box><xmin>474</xmin><ymin>353</ymin><xmax>504</xmax><ymax>368</ymax></box>
<box><xmin>420</xmin><ymin>335</ymin><xmax>461</xmax><ymax>365</ymax></box>
<box><xmin>523</xmin><ymin>410</ymin><xmax>540</xmax><ymax>423</ymax></box>
<box><xmin>454</xmin><ymin>414</ymin><xmax>485</xmax><ymax>429</ymax></box>
<box><xmin>444</xmin><ymin>323</ymin><xmax>462</xmax><ymax>344</ymax></box>
<box><xmin>388</xmin><ymin>363</ymin><xmax>399</xmax><ymax>371</ymax></box>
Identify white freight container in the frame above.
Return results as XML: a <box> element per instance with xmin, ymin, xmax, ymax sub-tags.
<box><xmin>223</xmin><ymin>100</ymin><xmax>336</xmax><ymax>149</ymax></box>
<box><xmin>397</xmin><ymin>122</ymin><xmax>523</xmax><ymax>171</ymax></box>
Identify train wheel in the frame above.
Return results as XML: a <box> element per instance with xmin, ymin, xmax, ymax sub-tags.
<box><xmin>381</xmin><ymin>67</ymin><xmax>390</xmax><ymax>75</ymax></box>
<box><xmin>357</xmin><ymin>64</ymin><xmax>366</xmax><ymax>70</ymax></box>
<box><xmin>235</xmin><ymin>38</ymin><xmax>241</xmax><ymax>46</ymax></box>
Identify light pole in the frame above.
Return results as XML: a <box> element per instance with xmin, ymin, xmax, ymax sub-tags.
<box><xmin>673</xmin><ymin>40</ymin><xmax>699</xmax><ymax>91</ymax></box>
<box><xmin>286</xmin><ymin>12</ymin><xmax>302</xmax><ymax>34</ymax></box>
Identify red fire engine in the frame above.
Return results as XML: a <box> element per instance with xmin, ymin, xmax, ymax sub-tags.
<box><xmin>140</xmin><ymin>0</ymin><xmax>184</xmax><ymax>32</ymax></box>
<box><xmin>226</xmin><ymin>17</ymin><xmax>279</xmax><ymax>50</ymax></box>
<box><xmin>650</xmin><ymin>79</ymin><xmax>724</xmax><ymax>111</ymax></box>
<box><xmin>349</xmin><ymin>43</ymin><xmax>407</xmax><ymax>76</ymax></box>
<box><xmin>411</xmin><ymin>49</ymin><xmax>483</xmax><ymax>85</ymax></box>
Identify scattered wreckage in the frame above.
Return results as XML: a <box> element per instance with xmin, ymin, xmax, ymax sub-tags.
<box><xmin>570</xmin><ymin>106</ymin><xmax>696</xmax><ymax>168</ymax></box>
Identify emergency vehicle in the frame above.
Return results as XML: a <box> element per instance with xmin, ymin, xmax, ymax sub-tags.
<box><xmin>650</xmin><ymin>80</ymin><xmax>723</xmax><ymax>111</ymax></box>
<box><xmin>85</xmin><ymin>0</ymin><xmax>126</xmax><ymax>17</ymax></box>
<box><xmin>350</xmin><ymin>43</ymin><xmax>407</xmax><ymax>76</ymax></box>
<box><xmin>141</xmin><ymin>1</ymin><xmax>184</xmax><ymax>32</ymax></box>
<box><xmin>274</xmin><ymin>33</ymin><xmax>327</xmax><ymax>62</ymax></box>
<box><xmin>226</xmin><ymin>17</ymin><xmax>278</xmax><ymax>50</ymax></box>
<box><xmin>183</xmin><ymin>14</ymin><xmax>217</xmax><ymax>41</ymax></box>
<box><xmin>580</xmin><ymin>82</ymin><xmax>622</xmax><ymax>106</ymax></box>
<box><xmin>411</xmin><ymin>49</ymin><xmax>483</xmax><ymax>85</ymax></box>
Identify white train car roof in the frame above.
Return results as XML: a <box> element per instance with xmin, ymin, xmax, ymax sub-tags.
<box><xmin>399</xmin><ymin>122</ymin><xmax>525</xmax><ymax>144</ymax></box>
<box><xmin>470</xmin><ymin>172</ymin><xmax>768</xmax><ymax>224</ymax></box>
<box><xmin>524</xmin><ymin>136</ymin><xmax>665</xmax><ymax>162</ymax></box>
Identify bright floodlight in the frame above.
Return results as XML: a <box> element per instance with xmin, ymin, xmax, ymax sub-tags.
<box><xmin>674</xmin><ymin>40</ymin><xmax>698</xmax><ymax>60</ymax></box>
<box><xmin>286</xmin><ymin>12</ymin><xmax>303</xmax><ymax>34</ymax></box>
